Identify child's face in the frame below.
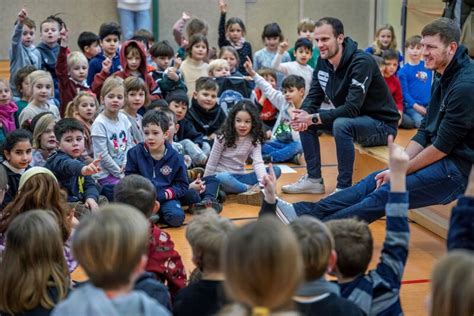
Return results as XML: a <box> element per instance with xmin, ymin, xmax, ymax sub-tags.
<box><xmin>76</xmin><ymin>95</ymin><xmax>97</xmax><ymax>121</ymax></box>
<box><xmin>191</xmin><ymin>41</ymin><xmax>208</xmax><ymax>61</ymax></box>
<box><xmin>194</xmin><ymin>89</ymin><xmax>217</xmax><ymax>111</ymax></box>
<box><xmin>144</xmin><ymin>123</ymin><xmax>168</xmax><ymax>152</ymax></box>
<box><xmin>262</xmin><ymin>75</ymin><xmax>277</xmax><ymax>89</ymax></box>
<box><xmin>226</xmin><ymin>23</ymin><xmax>243</xmax><ymax>43</ymax></box>
<box><xmin>299</xmin><ymin>29</ymin><xmax>314</xmax><ymax>42</ymax></box>
<box><xmin>101</xmin><ymin>35</ymin><xmax>119</xmax><ymax>56</ymax></box>
<box><xmin>69</xmin><ymin>61</ymin><xmax>88</xmax><ymax>82</ymax></box>
<box><xmin>101</xmin><ymin>86</ymin><xmax>124</xmax><ymax>115</ymax></box>
<box><xmin>126</xmin><ymin>89</ymin><xmax>146</xmax><ymax>111</ymax></box>
<box><xmin>0</xmin><ymin>82</ymin><xmax>11</xmax><ymax>105</ymax></box>
<box><xmin>39</xmin><ymin>121</ymin><xmax>57</xmax><ymax>151</ymax></box>
<box><xmin>234</xmin><ymin>110</ymin><xmax>252</xmax><ymax>137</ymax></box>
<box><xmin>211</xmin><ymin>65</ymin><xmax>230</xmax><ymax>77</ymax></box>
<box><xmin>126</xmin><ymin>52</ymin><xmax>142</xmax><ymax>72</ymax></box>
<box><xmin>383</xmin><ymin>59</ymin><xmax>398</xmax><ymax>77</ymax></box>
<box><xmin>166</xmin><ymin>119</ymin><xmax>178</xmax><ymax>141</ymax></box>
<box><xmin>265</xmin><ymin>36</ymin><xmax>280</xmax><ymax>51</ymax></box>
<box><xmin>378</xmin><ymin>29</ymin><xmax>393</xmax><ymax>48</ymax></box>
<box><xmin>32</xmin><ymin>77</ymin><xmax>52</xmax><ymax>104</ymax></box>
<box><xmin>84</xmin><ymin>42</ymin><xmax>101</xmax><ymax>58</ymax></box>
<box><xmin>59</xmin><ymin>130</ymin><xmax>84</xmax><ymax>158</ymax></box>
<box><xmin>21</xmin><ymin>25</ymin><xmax>35</xmax><ymax>47</ymax></box>
<box><xmin>168</xmin><ymin>101</ymin><xmax>188</xmax><ymax>121</ymax></box>
<box><xmin>40</xmin><ymin>22</ymin><xmax>60</xmax><ymax>46</ymax></box>
<box><xmin>221</xmin><ymin>51</ymin><xmax>238</xmax><ymax>71</ymax></box>
<box><xmin>407</xmin><ymin>44</ymin><xmax>422</xmax><ymax>62</ymax></box>
<box><xmin>284</xmin><ymin>87</ymin><xmax>305</xmax><ymax>106</ymax></box>
<box><xmin>295</xmin><ymin>46</ymin><xmax>312</xmax><ymax>65</ymax></box>
<box><xmin>154</xmin><ymin>56</ymin><xmax>170</xmax><ymax>70</ymax></box>
<box><xmin>4</xmin><ymin>140</ymin><xmax>32</xmax><ymax>169</ymax></box>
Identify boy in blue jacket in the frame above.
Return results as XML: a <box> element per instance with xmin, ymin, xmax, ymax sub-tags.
<box><xmin>125</xmin><ymin>110</ymin><xmax>189</xmax><ymax>227</ymax></box>
<box><xmin>45</xmin><ymin>118</ymin><xmax>103</xmax><ymax>218</ymax></box>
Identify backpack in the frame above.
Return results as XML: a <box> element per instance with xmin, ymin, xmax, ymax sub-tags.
<box><xmin>215</xmin><ymin>76</ymin><xmax>253</xmax><ymax>115</ymax></box>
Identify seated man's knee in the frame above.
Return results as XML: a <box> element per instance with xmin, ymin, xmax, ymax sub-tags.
<box><xmin>332</xmin><ymin>117</ymin><xmax>354</xmax><ymax>136</ymax></box>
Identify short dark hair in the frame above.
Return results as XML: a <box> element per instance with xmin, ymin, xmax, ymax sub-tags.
<box><xmin>282</xmin><ymin>75</ymin><xmax>305</xmax><ymax>90</ymax></box>
<box><xmin>99</xmin><ymin>22</ymin><xmax>121</xmax><ymax>41</ymax></box>
<box><xmin>421</xmin><ymin>17</ymin><xmax>460</xmax><ymax>46</ymax></box>
<box><xmin>195</xmin><ymin>76</ymin><xmax>218</xmax><ymax>92</ymax></box>
<box><xmin>382</xmin><ymin>49</ymin><xmax>399</xmax><ymax>61</ymax></box>
<box><xmin>147</xmin><ymin>99</ymin><xmax>168</xmax><ymax>111</ymax></box>
<box><xmin>186</xmin><ymin>34</ymin><xmax>209</xmax><ymax>57</ymax></box>
<box><xmin>257</xmin><ymin>68</ymin><xmax>277</xmax><ymax>81</ymax></box>
<box><xmin>315</xmin><ymin>17</ymin><xmax>344</xmax><ymax>37</ymax></box>
<box><xmin>134</xmin><ymin>28</ymin><xmax>155</xmax><ymax>42</ymax></box>
<box><xmin>166</xmin><ymin>89</ymin><xmax>189</xmax><ymax>107</ymax></box>
<box><xmin>294</xmin><ymin>38</ymin><xmax>313</xmax><ymax>52</ymax></box>
<box><xmin>326</xmin><ymin>218</ymin><xmax>373</xmax><ymax>278</ymax></box>
<box><xmin>261</xmin><ymin>22</ymin><xmax>284</xmax><ymax>42</ymax></box>
<box><xmin>149</xmin><ymin>41</ymin><xmax>174</xmax><ymax>58</ymax></box>
<box><xmin>142</xmin><ymin>110</ymin><xmax>170</xmax><ymax>133</ymax></box>
<box><xmin>13</xmin><ymin>65</ymin><xmax>36</xmax><ymax>95</ymax></box>
<box><xmin>40</xmin><ymin>15</ymin><xmax>61</xmax><ymax>32</ymax></box>
<box><xmin>225</xmin><ymin>17</ymin><xmax>246</xmax><ymax>36</ymax></box>
<box><xmin>372</xmin><ymin>55</ymin><xmax>385</xmax><ymax>67</ymax></box>
<box><xmin>114</xmin><ymin>175</ymin><xmax>156</xmax><ymax>217</ymax></box>
<box><xmin>157</xmin><ymin>107</ymin><xmax>178</xmax><ymax>125</ymax></box>
<box><xmin>54</xmin><ymin>118</ymin><xmax>84</xmax><ymax>141</ymax></box>
<box><xmin>130</xmin><ymin>35</ymin><xmax>149</xmax><ymax>50</ymax></box>
<box><xmin>77</xmin><ymin>32</ymin><xmax>100</xmax><ymax>52</ymax></box>
<box><xmin>405</xmin><ymin>35</ymin><xmax>422</xmax><ymax>48</ymax></box>
<box><xmin>1</xmin><ymin>129</ymin><xmax>32</xmax><ymax>159</ymax></box>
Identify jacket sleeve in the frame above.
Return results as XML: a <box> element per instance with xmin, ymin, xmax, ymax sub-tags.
<box><xmin>87</xmin><ymin>58</ymin><xmax>102</xmax><ymax>86</ymax></box>
<box><xmin>83</xmin><ymin>175</ymin><xmax>100</xmax><ymax>201</ymax></box>
<box><xmin>167</xmin><ymin>158</ymin><xmax>189</xmax><ymax>200</ymax></box>
<box><xmin>56</xmin><ymin>46</ymin><xmax>69</xmax><ymax>80</ymax></box>
<box><xmin>319</xmin><ymin>56</ymin><xmax>374</xmax><ymax>123</ymax></box>
<box><xmin>172</xmin><ymin>17</ymin><xmax>186</xmax><ymax>46</ymax></box>
<box><xmin>203</xmin><ymin>138</ymin><xmax>224</xmax><ymax>177</ymax></box>
<box><xmin>91</xmin><ymin>68</ymin><xmax>111</xmax><ymax>97</ymax></box>
<box><xmin>218</xmin><ymin>12</ymin><xmax>230</xmax><ymax>48</ymax></box>
<box><xmin>397</xmin><ymin>67</ymin><xmax>416</xmax><ymax>109</ymax></box>
<box><xmin>253</xmin><ymin>73</ymin><xmax>286</xmax><ymax>110</ymax></box>
<box><xmin>158</xmin><ymin>72</ymin><xmax>188</xmax><ymax>96</ymax></box>
<box><xmin>182</xmin><ymin>121</ymin><xmax>204</xmax><ymax>146</ymax></box>
<box><xmin>125</xmin><ymin>148</ymin><xmax>139</xmax><ymax>176</ymax></box>
<box><xmin>271</xmin><ymin>52</ymin><xmax>289</xmax><ymax>75</ymax></box>
<box><xmin>10</xmin><ymin>23</ymin><xmax>22</xmax><ymax>62</ymax></box>
<box><xmin>447</xmin><ymin>195</ymin><xmax>474</xmax><ymax>251</ymax></box>
<box><xmin>300</xmin><ymin>67</ymin><xmax>326</xmax><ymax>114</ymax></box>
<box><xmin>50</xmin><ymin>156</ymin><xmax>85</xmax><ymax>177</ymax></box>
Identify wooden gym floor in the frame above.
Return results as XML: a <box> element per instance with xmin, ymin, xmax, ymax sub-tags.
<box><xmin>1</xmin><ymin>60</ymin><xmax>445</xmax><ymax>316</ymax></box>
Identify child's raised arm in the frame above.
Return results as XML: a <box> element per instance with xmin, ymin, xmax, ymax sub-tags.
<box><xmin>11</xmin><ymin>6</ymin><xmax>28</xmax><ymax>57</ymax></box>
<box><xmin>218</xmin><ymin>0</ymin><xmax>229</xmax><ymax>48</ymax></box>
<box><xmin>271</xmin><ymin>39</ymin><xmax>290</xmax><ymax>75</ymax></box>
<box><xmin>172</xmin><ymin>11</ymin><xmax>190</xmax><ymax>47</ymax></box>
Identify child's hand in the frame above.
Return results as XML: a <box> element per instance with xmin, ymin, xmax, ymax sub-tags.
<box><xmin>102</xmin><ymin>58</ymin><xmax>112</xmax><ymax>74</ymax></box>
<box><xmin>388</xmin><ymin>135</ymin><xmax>409</xmax><ymax>176</ymax></box>
<box><xmin>167</xmin><ymin>67</ymin><xmax>179</xmax><ymax>81</ymax></box>
<box><xmin>413</xmin><ymin>103</ymin><xmax>427</xmax><ymax>116</ymax></box>
<box><xmin>262</xmin><ymin>163</ymin><xmax>277</xmax><ymax>204</ymax></box>
<box><xmin>81</xmin><ymin>155</ymin><xmax>102</xmax><ymax>176</ymax></box>
<box><xmin>85</xmin><ymin>198</ymin><xmax>100</xmax><ymax>212</ymax></box>
<box><xmin>189</xmin><ymin>176</ymin><xmax>206</xmax><ymax>193</ymax></box>
<box><xmin>182</xmin><ymin>11</ymin><xmax>191</xmax><ymax>21</ymax></box>
<box><xmin>17</xmin><ymin>6</ymin><xmax>27</xmax><ymax>24</ymax></box>
<box><xmin>173</xmin><ymin>55</ymin><xmax>182</xmax><ymax>69</ymax></box>
<box><xmin>208</xmin><ymin>133</ymin><xmax>217</xmax><ymax>140</ymax></box>
<box><xmin>219</xmin><ymin>0</ymin><xmax>227</xmax><ymax>13</ymax></box>
<box><xmin>265</xmin><ymin>130</ymin><xmax>272</xmax><ymax>139</ymax></box>
<box><xmin>59</xmin><ymin>24</ymin><xmax>68</xmax><ymax>47</ymax></box>
<box><xmin>243</xmin><ymin>56</ymin><xmax>256</xmax><ymax>77</ymax></box>
<box><xmin>278</xmin><ymin>39</ymin><xmax>289</xmax><ymax>54</ymax></box>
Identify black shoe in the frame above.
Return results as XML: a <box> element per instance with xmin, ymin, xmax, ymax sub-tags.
<box><xmin>188</xmin><ymin>199</ymin><xmax>223</xmax><ymax>214</ymax></box>
<box><xmin>217</xmin><ymin>190</ymin><xmax>226</xmax><ymax>203</ymax></box>
<box><xmin>262</xmin><ymin>155</ymin><xmax>272</xmax><ymax>163</ymax></box>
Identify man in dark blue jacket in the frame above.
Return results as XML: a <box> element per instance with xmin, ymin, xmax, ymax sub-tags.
<box><xmin>283</xmin><ymin>17</ymin><xmax>399</xmax><ymax>194</ymax></box>
<box><xmin>269</xmin><ymin>18</ymin><xmax>474</xmax><ymax>224</ymax></box>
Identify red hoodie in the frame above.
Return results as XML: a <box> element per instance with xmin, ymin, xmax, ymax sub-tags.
<box><xmin>92</xmin><ymin>40</ymin><xmax>158</xmax><ymax>99</ymax></box>
<box><xmin>384</xmin><ymin>74</ymin><xmax>404</xmax><ymax>112</ymax></box>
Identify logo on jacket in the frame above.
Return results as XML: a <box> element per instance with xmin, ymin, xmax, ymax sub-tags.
<box><xmin>351</xmin><ymin>77</ymin><xmax>369</xmax><ymax>94</ymax></box>
<box><xmin>318</xmin><ymin>70</ymin><xmax>329</xmax><ymax>91</ymax></box>
<box><xmin>160</xmin><ymin>165</ymin><xmax>172</xmax><ymax>176</ymax></box>
<box><xmin>416</xmin><ymin>71</ymin><xmax>428</xmax><ymax>82</ymax></box>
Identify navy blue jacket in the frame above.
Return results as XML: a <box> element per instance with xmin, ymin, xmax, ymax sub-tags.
<box><xmin>45</xmin><ymin>151</ymin><xmax>99</xmax><ymax>202</ymax></box>
<box><xmin>175</xmin><ymin>118</ymin><xmax>204</xmax><ymax>147</ymax></box>
<box><xmin>125</xmin><ymin>142</ymin><xmax>189</xmax><ymax>202</ymax></box>
<box><xmin>87</xmin><ymin>51</ymin><xmax>121</xmax><ymax>86</ymax></box>
<box><xmin>447</xmin><ymin>195</ymin><xmax>474</xmax><ymax>251</ymax></box>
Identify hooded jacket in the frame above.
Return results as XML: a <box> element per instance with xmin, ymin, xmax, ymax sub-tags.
<box><xmin>186</xmin><ymin>98</ymin><xmax>226</xmax><ymax>137</ymax></box>
<box><xmin>412</xmin><ymin>45</ymin><xmax>474</xmax><ymax>177</ymax></box>
<box><xmin>45</xmin><ymin>150</ymin><xmax>100</xmax><ymax>203</ymax></box>
<box><xmin>91</xmin><ymin>40</ymin><xmax>157</xmax><ymax>98</ymax></box>
<box><xmin>125</xmin><ymin>142</ymin><xmax>188</xmax><ymax>203</ymax></box>
<box><xmin>302</xmin><ymin>37</ymin><xmax>400</xmax><ymax>127</ymax></box>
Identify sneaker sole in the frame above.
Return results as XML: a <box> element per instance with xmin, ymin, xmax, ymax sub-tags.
<box><xmin>281</xmin><ymin>186</ymin><xmax>325</xmax><ymax>194</ymax></box>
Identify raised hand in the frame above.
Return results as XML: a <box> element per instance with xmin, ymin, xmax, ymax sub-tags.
<box><xmin>182</xmin><ymin>11</ymin><xmax>191</xmax><ymax>21</ymax></box>
<box><xmin>219</xmin><ymin>0</ymin><xmax>227</xmax><ymax>13</ymax></box>
<box><xmin>17</xmin><ymin>6</ymin><xmax>27</xmax><ymax>24</ymax></box>
<box><xmin>59</xmin><ymin>23</ymin><xmax>68</xmax><ymax>47</ymax></box>
<box><xmin>82</xmin><ymin>155</ymin><xmax>102</xmax><ymax>176</ymax></box>
<box><xmin>278</xmin><ymin>39</ymin><xmax>289</xmax><ymax>54</ymax></box>
<box><xmin>262</xmin><ymin>163</ymin><xmax>277</xmax><ymax>204</ymax></box>
<box><xmin>243</xmin><ymin>56</ymin><xmax>256</xmax><ymax>77</ymax></box>
<box><xmin>102</xmin><ymin>58</ymin><xmax>112</xmax><ymax>74</ymax></box>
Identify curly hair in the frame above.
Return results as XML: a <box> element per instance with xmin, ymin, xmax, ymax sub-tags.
<box><xmin>219</xmin><ymin>100</ymin><xmax>264</xmax><ymax>148</ymax></box>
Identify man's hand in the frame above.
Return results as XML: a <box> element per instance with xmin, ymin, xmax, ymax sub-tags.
<box><xmin>278</xmin><ymin>39</ymin><xmax>289</xmax><ymax>54</ymax></box>
<box><xmin>413</xmin><ymin>103</ymin><xmax>427</xmax><ymax>116</ymax></box>
<box><xmin>85</xmin><ymin>198</ymin><xmax>100</xmax><ymax>212</ymax></box>
<box><xmin>81</xmin><ymin>155</ymin><xmax>102</xmax><ymax>176</ymax></box>
<box><xmin>243</xmin><ymin>57</ymin><xmax>256</xmax><ymax>77</ymax></box>
<box><xmin>262</xmin><ymin>163</ymin><xmax>277</xmax><ymax>204</ymax></box>
<box><xmin>290</xmin><ymin>109</ymin><xmax>312</xmax><ymax>131</ymax></box>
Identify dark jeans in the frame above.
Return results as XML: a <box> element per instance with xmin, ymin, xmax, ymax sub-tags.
<box><xmin>180</xmin><ymin>175</ymin><xmax>220</xmax><ymax>206</ymax></box>
<box><xmin>294</xmin><ymin>157</ymin><xmax>467</xmax><ymax>223</ymax></box>
<box><xmin>301</xmin><ymin>115</ymin><xmax>397</xmax><ymax>189</ymax></box>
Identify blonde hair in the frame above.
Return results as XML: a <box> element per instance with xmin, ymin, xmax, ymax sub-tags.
<box><xmin>123</xmin><ymin>76</ymin><xmax>150</xmax><ymax>108</ymax></box>
<box><xmin>372</xmin><ymin>24</ymin><xmax>397</xmax><ymax>55</ymax></box>
<box><xmin>66</xmin><ymin>51</ymin><xmax>88</xmax><ymax>69</ymax></box>
<box><xmin>100</xmin><ymin>76</ymin><xmax>124</xmax><ymax>101</ymax></box>
<box><xmin>186</xmin><ymin>211</ymin><xmax>236</xmax><ymax>273</ymax></box>
<box><xmin>430</xmin><ymin>250</ymin><xmax>474</xmax><ymax>316</ymax></box>
<box><xmin>208</xmin><ymin>59</ymin><xmax>230</xmax><ymax>77</ymax></box>
<box><xmin>0</xmin><ymin>210</ymin><xmax>69</xmax><ymax>314</ymax></box>
<box><xmin>290</xmin><ymin>216</ymin><xmax>335</xmax><ymax>281</ymax></box>
<box><xmin>297</xmin><ymin>18</ymin><xmax>315</xmax><ymax>33</ymax></box>
<box><xmin>223</xmin><ymin>216</ymin><xmax>303</xmax><ymax>314</ymax></box>
<box><xmin>72</xmin><ymin>203</ymin><xmax>149</xmax><ymax>290</ymax></box>
<box><xmin>28</xmin><ymin>70</ymin><xmax>54</xmax><ymax>100</ymax></box>
<box><xmin>32</xmin><ymin>113</ymin><xmax>56</xmax><ymax>149</ymax></box>
<box><xmin>65</xmin><ymin>91</ymin><xmax>99</xmax><ymax>119</ymax></box>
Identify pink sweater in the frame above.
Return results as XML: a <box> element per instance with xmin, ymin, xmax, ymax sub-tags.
<box><xmin>204</xmin><ymin>136</ymin><xmax>267</xmax><ymax>183</ymax></box>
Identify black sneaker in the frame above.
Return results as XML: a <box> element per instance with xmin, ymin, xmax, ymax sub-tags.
<box><xmin>217</xmin><ymin>190</ymin><xmax>226</xmax><ymax>203</ymax></box>
<box><xmin>262</xmin><ymin>155</ymin><xmax>272</xmax><ymax>163</ymax></box>
<box><xmin>188</xmin><ymin>199</ymin><xmax>223</xmax><ymax>214</ymax></box>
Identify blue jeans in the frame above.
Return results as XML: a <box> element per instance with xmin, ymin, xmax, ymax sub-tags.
<box><xmin>262</xmin><ymin>140</ymin><xmax>302</xmax><ymax>162</ymax></box>
<box><xmin>405</xmin><ymin>108</ymin><xmax>424</xmax><ymax>128</ymax></box>
<box><xmin>180</xmin><ymin>175</ymin><xmax>220</xmax><ymax>206</ymax></box>
<box><xmin>293</xmin><ymin>158</ymin><xmax>467</xmax><ymax>223</ymax></box>
<box><xmin>117</xmin><ymin>8</ymin><xmax>152</xmax><ymax>40</ymax></box>
<box><xmin>301</xmin><ymin>115</ymin><xmax>397</xmax><ymax>189</ymax></box>
<box><xmin>160</xmin><ymin>199</ymin><xmax>185</xmax><ymax>227</ymax></box>
<box><xmin>216</xmin><ymin>166</ymin><xmax>282</xmax><ymax>194</ymax></box>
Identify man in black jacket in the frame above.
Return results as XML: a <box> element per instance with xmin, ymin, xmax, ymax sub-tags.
<box><xmin>282</xmin><ymin>17</ymin><xmax>399</xmax><ymax>194</ymax></box>
<box><xmin>268</xmin><ymin>17</ymin><xmax>474</xmax><ymax>224</ymax></box>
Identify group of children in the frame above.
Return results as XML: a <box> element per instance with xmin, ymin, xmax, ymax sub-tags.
<box><xmin>0</xmin><ymin>1</ymin><xmax>471</xmax><ymax>315</ymax></box>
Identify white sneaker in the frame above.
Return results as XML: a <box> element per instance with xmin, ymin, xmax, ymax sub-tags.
<box><xmin>281</xmin><ymin>175</ymin><xmax>325</xmax><ymax>194</ymax></box>
<box><xmin>328</xmin><ymin>187</ymin><xmax>344</xmax><ymax>196</ymax></box>
<box><xmin>275</xmin><ymin>198</ymin><xmax>298</xmax><ymax>224</ymax></box>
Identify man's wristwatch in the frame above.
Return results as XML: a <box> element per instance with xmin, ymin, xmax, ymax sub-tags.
<box><xmin>311</xmin><ymin>113</ymin><xmax>320</xmax><ymax>124</ymax></box>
